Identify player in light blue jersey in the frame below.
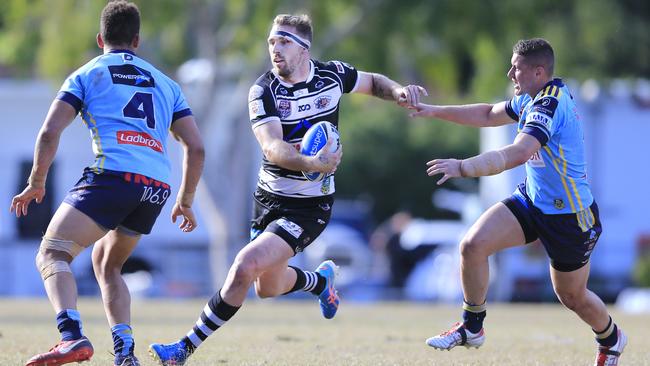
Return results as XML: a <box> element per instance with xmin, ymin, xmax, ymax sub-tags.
<box><xmin>410</xmin><ymin>38</ymin><xmax>625</xmax><ymax>365</ymax></box>
<box><xmin>10</xmin><ymin>2</ymin><xmax>204</xmax><ymax>366</ymax></box>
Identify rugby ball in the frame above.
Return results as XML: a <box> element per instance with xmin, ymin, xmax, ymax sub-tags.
<box><xmin>300</xmin><ymin>121</ymin><xmax>340</xmax><ymax>181</ymax></box>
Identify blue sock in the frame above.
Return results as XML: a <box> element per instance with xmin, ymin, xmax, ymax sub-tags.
<box><xmin>111</xmin><ymin>323</ymin><xmax>135</xmax><ymax>356</ymax></box>
<box><xmin>462</xmin><ymin>300</ymin><xmax>486</xmax><ymax>333</ymax></box>
<box><xmin>56</xmin><ymin>309</ymin><xmax>83</xmax><ymax>341</ymax></box>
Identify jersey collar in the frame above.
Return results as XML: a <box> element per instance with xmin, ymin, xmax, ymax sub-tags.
<box><xmin>108</xmin><ymin>49</ymin><xmax>136</xmax><ymax>56</ymax></box>
<box><xmin>535</xmin><ymin>78</ymin><xmax>564</xmax><ymax>99</ymax></box>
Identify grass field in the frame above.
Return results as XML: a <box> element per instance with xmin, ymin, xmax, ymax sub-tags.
<box><xmin>0</xmin><ymin>298</ymin><xmax>647</xmax><ymax>366</ymax></box>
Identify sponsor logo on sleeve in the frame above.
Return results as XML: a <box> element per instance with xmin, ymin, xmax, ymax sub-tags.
<box><xmin>116</xmin><ymin>131</ymin><xmax>163</xmax><ymax>152</ymax></box>
<box><xmin>249</xmin><ymin>100</ymin><xmax>265</xmax><ymax>118</ymax></box>
<box><xmin>532</xmin><ymin>97</ymin><xmax>558</xmax><ymax>116</ymax></box>
<box><xmin>276</xmin><ymin>218</ymin><xmax>304</xmax><ymax>239</ymax></box>
<box><xmin>527</xmin><ymin>112</ymin><xmax>552</xmax><ymax>130</ymax></box>
<box><xmin>248</xmin><ymin>85</ymin><xmax>264</xmax><ymax>101</ymax></box>
<box><xmin>332</xmin><ymin>61</ymin><xmax>345</xmax><ymax>73</ymax></box>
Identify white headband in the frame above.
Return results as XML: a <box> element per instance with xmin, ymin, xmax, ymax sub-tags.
<box><xmin>272</xmin><ymin>30</ymin><xmax>311</xmax><ymax>50</ymax></box>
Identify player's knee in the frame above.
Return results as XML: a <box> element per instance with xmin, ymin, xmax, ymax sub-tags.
<box><xmin>460</xmin><ymin>236</ymin><xmax>486</xmax><ymax>259</ymax></box>
<box><xmin>231</xmin><ymin>255</ymin><xmax>260</xmax><ymax>284</ymax></box>
<box><xmin>554</xmin><ymin>288</ymin><xmax>583</xmax><ymax>311</ymax></box>
<box><xmin>36</xmin><ymin>237</ymin><xmax>83</xmax><ymax>281</ymax></box>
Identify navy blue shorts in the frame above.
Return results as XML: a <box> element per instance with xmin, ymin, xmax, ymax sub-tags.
<box><xmin>63</xmin><ymin>168</ymin><xmax>171</xmax><ymax>235</ymax></box>
<box><xmin>250</xmin><ymin>188</ymin><xmax>333</xmax><ymax>254</ymax></box>
<box><xmin>502</xmin><ymin>183</ymin><xmax>602</xmax><ymax>272</ymax></box>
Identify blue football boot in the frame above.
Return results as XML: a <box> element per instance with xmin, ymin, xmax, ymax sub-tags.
<box><xmin>149</xmin><ymin>340</ymin><xmax>192</xmax><ymax>366</ymax></box>
<box><xmin>315</xmin><ymin>260</ymin><xmax>340</xmax><ymax>319</ymax></box>
<box><xmin>114</xmin><ymin>353</ymin><xmax>140</xmax><ymax>366</ymax></box>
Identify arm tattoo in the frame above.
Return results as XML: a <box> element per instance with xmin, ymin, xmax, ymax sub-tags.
<box><xmin>371</xmin><ymin>74</ymin><xmax>387</xmax><ymax>99</ymax></box>
<box><xmin>371</xmin><ymin>73</ymin><xmax>400</xmax><ymax>101</ymax></box>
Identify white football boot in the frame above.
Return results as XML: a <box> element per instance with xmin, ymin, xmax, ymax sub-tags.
<box><xmin>426</xmin><ymin>322</ymin><xmax>485</xmax><ymax>350</ymax></box>
<box><xmin>594</xmin><ymin>328</ymin><xmax>627</xmax><ymax>366</ymax></box>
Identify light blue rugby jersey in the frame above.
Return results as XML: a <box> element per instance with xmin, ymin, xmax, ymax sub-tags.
<box><xmin>505</xmin><ymin>78</ymin><xmax>595</xmax><ymax>227</ymax></box>
<box><xmin>57</xmin><ymin>50</ymin><xmax>192</xmax><ymax>183</ymax></box>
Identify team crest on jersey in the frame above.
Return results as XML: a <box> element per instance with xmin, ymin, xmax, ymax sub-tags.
<box><xmin>248</xmin><ymin>85</ymin><xmax>264</xmax><ymax>101</ymax></box>
<box><xmin>276</xmin><ymin>218</ymin><xmax>303</xmax><ymax>238</ymax></box>
<box><xmin>554</xmin><ymin>199</ymin><xmax>565</xmax><ymax>210</ymax></box>
<box><xmin>314</xmin><ymin>95</ymin><xmax>332</xmax><ymax>110</ymax></box>
<box><xmin>277</xmin><ymin>99</ymin><xmax>292</xmax><ymax>119</ymax></box>
<box><xmin>320</xmin><ymin>175</ymin><xmax>331</xmax><ymax>194</ymax></box>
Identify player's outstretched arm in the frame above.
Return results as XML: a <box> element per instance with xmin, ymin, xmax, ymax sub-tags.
<box><xmin>410</xmin><ymin>101</ymin><xmax>515</xmax><ymax>128</ymax></box>
<box><xmin>170</xmin><ymin>116</ymin><xmax>205</xmax><ymax>232</ymax></box>
<box><xmin>426</xmin><ymin>133</ymin><xmax>541</xmax><ymax>185</ymax></box>
<box><xmin>354</xmin><ymin>71</ymin><xmax>428</xmax><ymax>109</ymax></box>
<box><xmin>10</xmin><ymin>99</ymin><xmax>77</xmax><ymax>217</ymax></box>
<box><xmin>253</xmin><ymin>120</ymin><xmax>341</xmax><ymax>174</ymax></box>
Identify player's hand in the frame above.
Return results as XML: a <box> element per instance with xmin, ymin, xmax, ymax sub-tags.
<box><xmin>396</xmin><ymin>85</ymin><xmax>428</xmax><ymax>109</ymax></box>
<box><xmin>312</xmin><ymin>138</ymin><xmax>342</xmax><ymax>174</ymax></box>
<box><xmin>10</xmin><ymin>185</ymin><xmax>46</xmax><ymax>217</ymax></box>
<box><xmin>171</xmin><ymin>202</ymin><xmax>197</xmax><ymax>232</ymax></box>
<box><xmin>426</xmin><ymin>158</ymin><xmax>462</xmax><ymax>185</ymax></box>
<box><xmin>409</xmin><ymin>103</ymin><xmax>438</xmax><ymax>118</ymax></box>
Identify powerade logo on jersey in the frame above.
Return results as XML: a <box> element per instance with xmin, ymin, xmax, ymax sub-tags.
<box><xmin>117</xmin><ymin>131</ymin><xmax>163</xmax><ymax>152</ymax></box>
<box><xmin>108</xmin><ymin>65</ymin><xmax>155</xmax><ymax>87</ymax></box>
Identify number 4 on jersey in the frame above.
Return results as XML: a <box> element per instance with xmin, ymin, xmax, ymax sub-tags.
<box><xmin>123</xmin><ymin>92</ymin><xmax>156</xmax><ymax>128</ymax></box>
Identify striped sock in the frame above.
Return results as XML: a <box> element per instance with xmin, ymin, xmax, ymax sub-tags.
<box><xmin>111</xmin><ymin>323</ymin><xmax>134</xmax><ymax>356</ymax></box>
<box><xmin>285</xmin><ymin>266</ymin><xmax>325</xmax><ymax>295</ymax></box>
<box><xmin>56</xmin><ymin>309</ymin><xmax>83</xmax><ymax>341</ymax></box>
<box><xmin>594</xmin><ymin>317</ymin><xmax>618</xmax><ymax>347</ymax></box>
<box><xmin>182</xmin><ymin>290</ymin><xmax>240</xmax><ymax>350</ymax></box>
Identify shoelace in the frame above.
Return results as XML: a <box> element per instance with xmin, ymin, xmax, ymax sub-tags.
<box><xmin>439</xmin><ymin>323</ymin><xmax>462</xmax><ymax>337</ymax></box>
<box><xmin>326</xmin><ymin>292</ymin><xmax>338</xmax><ymax>305</ymax></box>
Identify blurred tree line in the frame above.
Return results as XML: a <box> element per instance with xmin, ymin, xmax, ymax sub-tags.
<box><xmin>1</xmin><ymin>0</ymin><xmax>648</xmax><ymax>223</ymax></box>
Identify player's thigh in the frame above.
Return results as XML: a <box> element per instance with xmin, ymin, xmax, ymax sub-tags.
<box><xmin>463</xmin><ymin>202</ymin><xmax>527</xmax><ymax>255</ymax></box>
<box><xmin>92</xmin><ymin>228</ymin><xmax>141</xmax><ymax>270</ymax></box>
<box><xmin>550</xmin><ymin>261</ymin><xmax>590</xmax><ymax>295</ymax></box>
<box><xmin>236</xmin><ymin>232</ymin><xmax>295</xmax><ymax>274</ymax></box>
<box><xmin>45</xmin><ymin>202</ymin><xmax>108</xmax><ymax>247</ymax></box>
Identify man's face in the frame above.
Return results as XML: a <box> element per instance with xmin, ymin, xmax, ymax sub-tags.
<box><xmin>268</xmin><ymin>25</ymin><xmax>308</xmax><ymax>78</ymax></box>
<box><xmin>507</xmin><ymin>54</ymin><xmax>541</xmax><ymax>96</ymax></box>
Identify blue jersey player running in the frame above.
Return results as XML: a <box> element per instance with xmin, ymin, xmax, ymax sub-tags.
<box><xmin>410</xmin><ymin>38</ymin><xmax>625</xmax><ymax>366</ymax></box>
<box><xmin>10</xmin><ymin>2</ymin><xmax>204</xmax><ymax>366</ymax></box>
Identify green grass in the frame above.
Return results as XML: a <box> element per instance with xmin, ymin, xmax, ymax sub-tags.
<box><xmin>1</xmin><ymin>298</ymin><xmax>647</xmax><ymax>365</ymax></box>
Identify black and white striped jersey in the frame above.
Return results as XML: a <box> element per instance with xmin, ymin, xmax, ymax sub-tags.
<box><xmin>248</xmin><ymin>59</ymin><xmax>359</xmax><ymax>197</ymax></box>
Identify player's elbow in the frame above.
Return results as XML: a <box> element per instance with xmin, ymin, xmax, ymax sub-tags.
<box><xmin>188</xmin><ymin>141</ymin><xmax>206</xmax><ymax>161</ymax></box>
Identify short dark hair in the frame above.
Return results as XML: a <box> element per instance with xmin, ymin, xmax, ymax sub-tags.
<box><xmin>100</xmin><ymin>1</ymin><xmax>140</xmax><ymax>47</ymax></box>
<box><xmin>273</xmin><ymin>14</ymin><xmax>313</xmax><ymax>42</ymax></box>
<box><xmin>513</xmin><ymin>38</ymin><xmax>555</xmax><ymax>75</ymax></box>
